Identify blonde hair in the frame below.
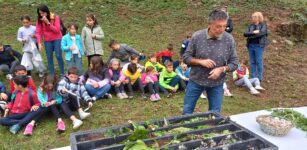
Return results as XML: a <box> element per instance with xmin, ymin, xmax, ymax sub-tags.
<box><xmin>252</xmin><ymin>12</ymin><xmax>264</xmax><ymax>23</ymax></box>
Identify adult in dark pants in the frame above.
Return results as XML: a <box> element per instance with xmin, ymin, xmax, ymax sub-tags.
<box><xmin>244</xmin><ymin>12</ymin><xmax>268</xmax><ymax>81</ymax></box>
<box><xmin>182</xmin><ymin>10</ymin><xmax>239</xmax><ymax>114</ymax></box>
<box><xmin>36</xmin><ymin>4</ymin><xmax>65</xmax><ymax>76</ymax></box>
<box><xmin>0</xmin><ymin>44</ymin><xmax>22</xmax><ymax>79</ymax></box>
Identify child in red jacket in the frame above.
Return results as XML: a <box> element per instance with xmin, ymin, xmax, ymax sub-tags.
<box><xmin>9</xmin><ymin>65</ymin><xmax>36</xmax><ymax>93</ymax></box>
<box><xmin>0</xmin><ymin>75</ymin><xmax>41</xmax><ymax>135</ymax></box>
<box><xmin>156</xmin><ymin>43</ymin><xmax>174</xmax><ymax>64</ymax></box>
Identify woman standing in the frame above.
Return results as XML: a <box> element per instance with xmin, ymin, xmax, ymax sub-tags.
<box><xmin>244</xmin><ymin>12</ymin><xmax>268</xmax><ymax>81</ymax></box>
<box><xmin>36</xmin><ymin>4</ymin><xmax>64</xmax><ymax>76</ymax></box>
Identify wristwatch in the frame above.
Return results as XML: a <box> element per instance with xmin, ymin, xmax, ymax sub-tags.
<box><xmin>223</xmin><ymin>66</ymin><xmax>227</xmax><ymax>73</ymax></box>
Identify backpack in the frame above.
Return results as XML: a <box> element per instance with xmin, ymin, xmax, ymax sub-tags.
<box><xmin>11</xmin><ymin>88</ymin><xmax>34</xmax><ymax>107</ymax></box>
<box><xmin>60</xmin><ymin>18</ymin><xmax>67</xmax><ymax>36</ymax></box>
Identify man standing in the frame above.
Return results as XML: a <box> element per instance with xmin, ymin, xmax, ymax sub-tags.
<box><xmin>183</xmin><ymin>10</ymin><xmax>239</xmax><ymax>114</ymax></box>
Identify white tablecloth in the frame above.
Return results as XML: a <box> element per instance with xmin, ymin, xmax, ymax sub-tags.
<box><xmin>230</xmin><ymin>107</ymin><xmax>307</xmax><ymax>150</ymax></box>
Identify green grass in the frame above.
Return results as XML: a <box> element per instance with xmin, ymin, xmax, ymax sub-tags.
<box><xmin>0</xmin><ymin>0</ymin><xmax>307</xmax><ymax>149</ymax></box>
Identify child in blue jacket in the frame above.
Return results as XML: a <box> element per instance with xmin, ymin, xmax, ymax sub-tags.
<box><xmin>61</xmin><ymin>23</ymin><xmax>84</xmax><ymax>75</ymax></box>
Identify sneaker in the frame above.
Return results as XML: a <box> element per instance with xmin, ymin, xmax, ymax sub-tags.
<box><xmin>122</xmin><ymin>92</ymin><xmax>128</xmax><ymax>99</ymax></box>
<box><xmin>92</xmin><ymin>97</ymin><xmax>97</xmax><ymax>101</ymax></box>
<box><xmin>79</xmin><ymin>110</ymin><xmax>91</xmax><ymax>120</ymax></box>
<box><xmin>128</xmin><ymin>95</ymin><xmax>134</xmax><ymax>99</ymax></box>
<box><xmin>200</xmin><ymin>93</ymin><xmax>207</xmax><ymax>99</ymax></box>
<box><xmin>141</xmin><ymin>94</ymin><xmax>147</xmax><ymax>99</ymax></box>
<box><xmin>255</xmin><ymin>86</ymin><xmax>266</xmax><ymax>91</ymax></box>
<box><xmin>117</xmin><ymin>93</ymin><xmax>124</xmax><ymax>99</ymax></box>
<box><xmin>250</xmin><ymin>88</ymin><xmax>260</xmax><ymax>95</ymax></box>
<box><xmin>224</xmin><ymin>89</ymin><xmax>233</xmax><ymax>97</ymax></box>
<box><xmin>6</xmin><ymin>74</ymin><xmax>13</xmax><ymax>80</ymax></box>
<box><xmin>73</xmin><ymin>119</ymin><xmax>83</xmax><ymax>129</ymax></box>
<box><xmin>39</xmin><ymin>73</ymin><xmax>45</xmax><ymax>78</ymax></box>
<box><xmin>150</xmin><ymin>94</ymin><xmax>158</xmax><ymax>102</ymax></box>
<box><xmin>166</xmin><ymin>93</ymin><xmax>173</xmax><ymax>98</ymax></box>
<box><xmin>23</xmin><ymin>124</ymin><xmax>34</xmax><ymax>136</ymax></box>
<box><xmin>9</xmin><ymin>124</ymin><xmax>21</xmax><ymax>134</ymax></box>
<box><xmin>155</xmin><ymin>94</ymin><xmax>161</xmax><ymax>100</ymax></box>
<box><xmin>105</xmin><ymin>93</ymin><xmax>112</xmax><ymax>99</ymax></box>
<box><xmin>57</xmin><ymin>120</ymin><xmax>66</xmax><ymax>132</ymax></box>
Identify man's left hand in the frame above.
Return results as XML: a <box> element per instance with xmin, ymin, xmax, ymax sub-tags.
<box><xmin>208</xmin><ymin>67</ymin><xmax>224</xmax><ymax>80</ymax></box>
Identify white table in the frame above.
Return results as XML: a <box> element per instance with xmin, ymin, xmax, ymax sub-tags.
<box><xmin>230</xmin><ymin>107</ymin><xmax>307</xmax><ymax>150</ymax></box>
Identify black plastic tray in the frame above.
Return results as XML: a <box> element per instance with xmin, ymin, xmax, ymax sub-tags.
<box><xmin>70</xmin><ymin>112</ymin><xmax>278</xmax><ymax>150</ymax></box>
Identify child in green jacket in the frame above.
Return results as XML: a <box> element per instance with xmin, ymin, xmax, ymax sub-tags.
<box><xmin>159</xmin><ymin>61</ymin><xmax>180</xmax><ymax>97</ymax></box>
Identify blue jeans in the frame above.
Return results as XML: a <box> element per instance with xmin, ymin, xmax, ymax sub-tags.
<box><xmin>66</xmin><ymin>54</ymin><xmax>83</xmax><ymax>75</ymax></box>
<box><xmin>85</xmin><ymin>84</ymin><xmax>111</xmax><ymax>99</ymax></box>
<box><xmin>159</xmin><ymin>75</ymin><xmax>181</xmax><ymax>94</ymax></box>
<box><xmin>45</xmin><ymin>39</ymin><xmax>65</xmax><ymax>75</ymax></box>
<box><xmin>0</xmin><ymin>108</ymin><xmax>42</xmax><ymax>126</ymax></box>
<box><xmin>248</xmin><ymin>44</ymin><xmax>264</xmax><ymax>81</ymax></box>
<box><xmin>183</xmin><ymin>80</ymin><xmax>224</xmax><ymax>115</ymax></box>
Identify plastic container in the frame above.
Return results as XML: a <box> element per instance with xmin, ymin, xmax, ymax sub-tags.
<box><xmin>70</xmin><ymin>112</ymin><xmax>278</xmax><ymax>150</ymax></box>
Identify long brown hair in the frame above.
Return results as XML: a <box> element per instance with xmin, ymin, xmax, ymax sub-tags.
<box><xmin>89</xmin><ymin>56</ymin><xmax>104</xmax><ymax>75</ymax></box>
<box><xmin>40</xmin><ymin>74</ymin><xmax>58</xmax><ymax>93</ymax></box>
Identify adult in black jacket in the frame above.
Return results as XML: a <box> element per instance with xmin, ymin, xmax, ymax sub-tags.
<box><xmin>0</xmin><ymin>44</ymin><xmax>22</xmax><ymax>76</ymax></box>
<box><xmin>244</xmin><ymin>12</ymin><xmax>268</xmax><ymax>81</ymax></box>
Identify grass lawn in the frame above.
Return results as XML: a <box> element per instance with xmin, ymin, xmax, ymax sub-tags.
<box><xmin>0</xmin><ymin>0</ymin><xmax>306</xmax><ymax>149</ymax></box>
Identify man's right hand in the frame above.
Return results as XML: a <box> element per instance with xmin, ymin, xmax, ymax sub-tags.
<box><xmin>199</xmin><ymin>59</ymin><xmax>216</xmax><ymax>69</ymax></box>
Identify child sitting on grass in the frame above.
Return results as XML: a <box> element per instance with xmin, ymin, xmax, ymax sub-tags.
<box><xmin>37</xmin><ymin>75</ymin><xmax>65</xmax><ymax>132</ymax></box>
<box><xmin>175</xmin><ymin>60</ymin><xmax>190</xmax><ymax>90</ymax></box>
<box><xmin>0</xmin><ymin>43</ymin><xmax>22</xmax><ymax>79</ymax></box>
<box><xmin>122</xmin><ymin>55</ymin><xmax>144</xmax><ymax>72</ymax></box>
<box><xmin>180</xmin><ymin>32</ymin><xmax>192</xmax><ymax>58</ymax></box>
<box><xmin>37</xmin><ymin>74</ymin><xmax>83</xmax><ymax>130</ymax></box>
<box><xmin>124</xmin><ymin>63</ymin><xmax>146</xmax><ymax>99</ymax></box>
<box><xmin>159</xmin><ymin>61</ymin><xmax>180</xmax><ymax>98</ymax></box>
<box><xmin>233</xmin><ymin>60</ymin><xmax>265</xmax><ymax>95</ymax></box>
<box><xmin>0</xmin><ymin>81</ymin><xmax>10</xmax><ymax>116</ymax></box>
<box><xmin>58</xmin><ymin>67</ymin><xmax>93</xmax><ymax>121</ymax></box>
<box><xmin>0</xmin><ymin>75</ymin><xmax>41</xmax><ymax>135</ymax></box>
<box><xmin>109</xmin><ymin>59</ymin><xmax>129</xmax><ymax>99</ymax></box>
<box><xmin>156</xmin><ymin>43</ymin><xmax>174</xmax><ymax>64</ymax></box>
<box><xmin>141</xmin><ymin>66</ymin><xmax>161</xmax><ymax>102</ymax></box>
<box><xmin>108</xmin><ymin>39</ymin><xmax>144</xmax><ymax>66</ymax></box>
<box><xmin>84</xmin><ymin>56</ymin><xmax>112</xmax><ymax>100</ymax></box>
<box><xmin>145</xmin><ymin>53</ymin><xmax>165</xmax><ymax>74</ymax></box>
<box><xmin>9</xmin><ymin>65</ymin><xmax>36</xmax><ymax>93</ymax></box>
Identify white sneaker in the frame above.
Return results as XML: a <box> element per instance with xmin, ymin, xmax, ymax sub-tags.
<box><xmin>6</xmin><ymin>74</ymin><xmax>13</xmax><ymax>80</ymax></box>
<box><xmin>106</xmin><ymin>93</ymin><xmax>112</xmax><ymax>99</ymax></box>
<box><xmin>200</xmin><ymin>93</ymin><xmax>207</xmax><ymax>99</ymax></box>
<box><xmin>250</xmin><ymin>88</ymin><xmax>260</xmax><ymax>95</ymax></box>
<box><xmin>92</xmin><ymin>97</ymin><xmax>97</xmax><ymax>101</ymax></box>
<box><xmin>121</xmin><ymin>92</ymin><xmax>128</xmax><ymax>99</ymax></box>
<box><xmin>79</xmin><ymin>110</ymin><xmax>90</xmax><ymax>120</ymax></box>
<box><xmin>73</xmin><ymin>119</ymin><xmax>83</xmax><ymax>129</ymax></box>
<box><xmin>255</xmin><ymin>86</ymin><xmax>265</xmax><ymax>91</ymax></box>
<box><xmin>117</xmin><ymin>93</ymin><xmax>124</xmax><ymax>99</ymax></box>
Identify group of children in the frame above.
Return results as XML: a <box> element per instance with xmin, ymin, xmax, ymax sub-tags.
<box><xmin>0</xmin><ymin>11</ymin><xmax>266</xmax><ymax>136</ymax></box>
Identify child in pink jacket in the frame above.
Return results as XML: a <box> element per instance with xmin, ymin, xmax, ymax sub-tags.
<box><xmin>109</xmin><ymin>59</ymin><xmax>129</xmax><ymax>99</ymax></box>
<box><xmin>141</xmin><ymin>66</ymin><xmax>161</xmax><ymax>102</ymax></box>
